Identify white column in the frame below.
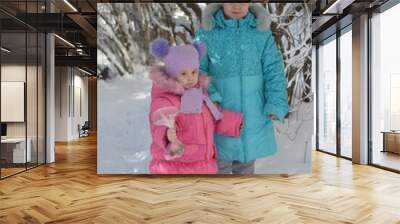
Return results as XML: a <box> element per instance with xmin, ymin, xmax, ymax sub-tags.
<box><xmin>46</xmin><ymin>1</ymin><xmax>55</xmax><ymax>163</ymax></box>
<box><xmin>46</xmin><ymin>33</ymin><xmax>55</xmax><ymax>163</ymax></box>
<box><xmin>312</xmin><ymin>45</ymin><xmax>317</xmax><ymax>151</ymax></box>
<box><xmin>352</xmin><ymin>14</ymin><xmax>369</xmax><ymax>164</ymax></box>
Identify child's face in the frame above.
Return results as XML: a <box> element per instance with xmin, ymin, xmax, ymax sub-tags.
<box><xmin>223</xmin><ymin>3</ymin><xmax>250</xmax><ymax>20</ymax></box>
<box><xmin>176</xmin><ymin>68</ymin><xmax>199</xmax><ymax>89</ymax></box>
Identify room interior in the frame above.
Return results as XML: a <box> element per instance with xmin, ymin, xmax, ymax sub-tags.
<box><xmin>0</xmin><ymin>0</ymin><xmax>399</xmax><ymax>222</ymax></box>
<box><xmin>0</xmin><ymin>30</ymin><xmax>46</xmax><ymax>178</ymax></box>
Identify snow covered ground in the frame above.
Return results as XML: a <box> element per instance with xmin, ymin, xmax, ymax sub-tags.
<box><xmin>98</xmin><ymin>70</ymin><xmax>153</xmax><ymax>174</ymax></box>
<box><xmin>98</xmin><ymin>69</ymin><xmax>313</xmax><ymax>174</ymax></box>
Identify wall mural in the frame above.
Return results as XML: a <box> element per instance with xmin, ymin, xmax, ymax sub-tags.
<box><xmin>97</xmin><ymin>3</ymin><xmax>313</xmax><ymax>174</ymax></box>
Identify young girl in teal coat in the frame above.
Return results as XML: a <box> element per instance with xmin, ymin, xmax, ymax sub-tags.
<box><xmin>194</xmin><ymin>3</ymin><xmax>289</xmax><ymax>174</ymax></box>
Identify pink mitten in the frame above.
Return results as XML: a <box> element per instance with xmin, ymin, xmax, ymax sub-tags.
<box><xmin>153</xmin><ymin>107</ymin><xmax>185</xmax><ymax>160</ymax></box>
<box><xmin>164</xmin><ymin>142</ymin><xmax>185</xmax><ymax>160</ymax></box>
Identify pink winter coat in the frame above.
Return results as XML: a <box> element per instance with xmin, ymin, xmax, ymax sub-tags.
<box><xmin>148</xmin><ymin>65</ymin><xmax>243</xmax><ymax>174</ymax></box>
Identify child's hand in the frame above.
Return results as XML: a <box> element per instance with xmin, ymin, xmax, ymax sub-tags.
<box><xmin>268</xmin><ymin>114</ymin><xmax>278</xmax><ymax>120</ymax></box>
<box><xmin>166</xmin><ymin>128</ymin><xmax>178</xmax><ymax>143</ymax></box>
<box><xmin>240</xmin><ymin>122</ymin><xmax>244</xmax><ymax>129</ymax></box>
<box><xmin>169</xmin><ymin>143</ymin><xmax>184</xmax><ymax>156</ymax></box>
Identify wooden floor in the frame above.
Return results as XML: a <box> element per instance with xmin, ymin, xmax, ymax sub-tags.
<box><xmin>1</xmin><ymin>163</ymin><xmax>46</xmax><ymax>178</ymax></box>
<box><xmin>373</xmin><ymin>151</ymin><xmax>400</xmax><ymax>171</ymax></box>
<box><xmin>0</xmin><ymin>135</ymin><xmax>400</xmax><ymax>224</ymax></box>
<box><xmin>1</xmin><ymin>167</ymin><xmax>26</xmax><ymax>178</ymax></box>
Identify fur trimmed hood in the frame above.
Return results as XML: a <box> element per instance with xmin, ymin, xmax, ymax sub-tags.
<box><xmin>149</xmin><ymin>65</ymin><xmax>210</xmax><ymax>96</ymax></box>
<box><xmin>201</xmin><ymin>3</ymin><xmax>271</xmax><ymax>32</ymax></box>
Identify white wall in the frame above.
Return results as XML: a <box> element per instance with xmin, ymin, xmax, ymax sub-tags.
<box><xmin>1</xmin><ymin>65</ymin><xmax>26</xmax><ymax>135</ymax></box>
<box><xmin>1</xmin><ymin>63</ymin><xmax>46</xmax><ymax>164</ymax></box>
<box><xmin>55</xmin><ymin>67</ymin><xmax>89</xmax><ymax>141</ymax></box>
<box><xmin>1</xmin><ymin>82</ymin><xmax>25</xmax><ymax>122</ymax></box>
<box><xmin>72</xmin><ymin>72</ymin><xmax>89</xmax><ymax>137</ymax></box>
<box><xmin>1</xmin><ymin>65</ymin><xmax>26</xmax><ymax>81</ymax></box>
<box><xmin>1</xmin><ymin>65</ymin><xmax>37</xmax><ymax>137</ymax></box>
<box><xmin>55</xmin><ymin>66</ymin><xmax>69</xmax><ymax>141</ymax></box>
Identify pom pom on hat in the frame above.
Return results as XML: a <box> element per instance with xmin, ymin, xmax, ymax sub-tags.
<box><xmin>149</xmin><ymin>38</ymin><xmax>207</xmax><ymax>78</ymax></box>
<box><xmin>150</xmin><ymin>38</ymin><xmax>170</xmax><ymax>60</ymax></box>
<box><xmin>192</xmin><ymin>42</ymin><xmax>207</xmax><ymax>59</ymax></box>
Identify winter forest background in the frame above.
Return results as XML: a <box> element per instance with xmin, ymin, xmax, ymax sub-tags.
<box><xmin>97</xmin><ymin>3</ymin><xmax>313</xmax><ymax>174</ymax></box>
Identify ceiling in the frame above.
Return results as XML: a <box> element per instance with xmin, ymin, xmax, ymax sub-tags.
<box><xmin>311</xmin><ymin>0</ymin><xmax>391</xmax><ymax>44</ymax></box>
<box><xmin>0</xmin><ymin>0</ymin><xmax>97</xmax><ymax>74</ymax></box>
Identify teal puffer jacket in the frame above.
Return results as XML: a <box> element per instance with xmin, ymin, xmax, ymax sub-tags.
<box><xmin>194</xmin><ymin>4</ymin><xmax>289</xmax><ymax>162</ymax></box>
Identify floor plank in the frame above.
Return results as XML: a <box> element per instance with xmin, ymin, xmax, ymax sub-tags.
<box><xmin>0</xmin><ymin>134</ymin><xmax>399</xmax><ymax>223</ymax></box>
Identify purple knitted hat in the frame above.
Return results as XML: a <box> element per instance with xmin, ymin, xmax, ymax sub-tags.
<box><xmin>150</xmin><ymin>38</ymin><xmax>206</xmax><ymax>78</ymax></box>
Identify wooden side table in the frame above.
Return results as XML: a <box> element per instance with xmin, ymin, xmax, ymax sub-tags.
<box><xmin>381</xmin><ymin>131</ymin><xmax>400</xmax><ymax>154</ymax></box>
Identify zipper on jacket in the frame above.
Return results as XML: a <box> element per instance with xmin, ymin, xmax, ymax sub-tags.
<box><xmin>240</xmin><ymin>61</ymin><xmax>246</xmax><ymax>162</ymax></box>
<box><xmin>201</xmin><ymin>105</ymin><xmax>209</xmax><ymax>160</ymax></box>
<box><xmin>236</xmin><ymin>19</ymin><xmax>246</xmax><ymax>162</ymax></box>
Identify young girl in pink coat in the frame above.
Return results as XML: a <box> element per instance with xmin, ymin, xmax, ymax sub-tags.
<box><xmin>148</xmin><ymin>38</ymin><xmax>243</xmax><ymax>174</ymax></box>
